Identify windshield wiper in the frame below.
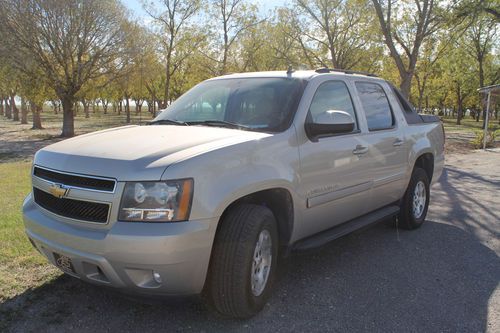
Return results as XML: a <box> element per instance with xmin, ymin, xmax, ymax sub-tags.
<box><xmin>148</xmin><ymin>119</ymin><xmax>189</xmax><ymax>126</ymax></box>
<box><xmin>186</xmin><ymin>120</ymin><xmax>250</xmax><ymax>130</ymax></box>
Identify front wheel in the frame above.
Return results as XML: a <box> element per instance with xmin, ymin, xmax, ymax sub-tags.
<box><xmin>398</xmin><ymin>167</ymin><xmax>430</xmax><ymax>229</ymax></box>
<box><xmin>207</xmin><ymin>204</ymin><xmax>278</xmax><ymax>318</ymax></box>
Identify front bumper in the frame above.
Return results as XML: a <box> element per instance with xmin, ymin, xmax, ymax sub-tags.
<box><xmin>23</xmin><ymin>194</ymin><xmax>218</xmax><ymax>296</ymax></box>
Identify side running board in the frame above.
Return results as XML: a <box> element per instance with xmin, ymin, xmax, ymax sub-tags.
<box><xmin>293</xmin><ymin>205</ymin><xmax>400</xmax><ymax>251</ymax></box>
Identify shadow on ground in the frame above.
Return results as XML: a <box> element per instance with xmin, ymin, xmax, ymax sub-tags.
<box><xmin>1</xmin><ymin>158</ymin><xmax>499</xmax><ymax>332</ymax></box>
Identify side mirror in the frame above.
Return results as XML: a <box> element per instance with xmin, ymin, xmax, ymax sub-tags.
<box><xmin>305</xmin><ymin>110</ymin><xmax>355</xmax><ymax>141</ymax></box>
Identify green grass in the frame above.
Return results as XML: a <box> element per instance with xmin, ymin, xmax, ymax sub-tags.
<box><xmin>442</xmin><ymin>117</ymin><xmax>500</xmax><ymax>135</ymax></box>
<box><xmin>0</xmin><ymin>162</ymin><xmax>59</xmax><ymax>302</ymax></box>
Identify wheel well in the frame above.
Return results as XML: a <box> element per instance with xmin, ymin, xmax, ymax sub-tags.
<box><xmin>414</xmin><ymin>153</ymin><xmax>434</xmax><ymax>182</ymax></box>
<box><xmin>220</xmin><ymin>188</ymin><xmax>294</xmax><ymax>248</ymax></box>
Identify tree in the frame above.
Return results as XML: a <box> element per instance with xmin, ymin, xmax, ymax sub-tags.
<box><xmin>207</xmin><ymin>0</ymin><xmax>262</xmax><ymax>75</ymax></box>
<box><xmin>460</xmin><ymin>12</ymin><xmax>499</xmax><ymax>124</ymax></box>
<box><xmin>0</xmin><ymin>0</ymin><xmax>130</xmax><ymax>136</ymax></box>
<box><xmin>18</xmin><ymin>68</ymin><xmax>51</xmax><ymax>129</ymax></box>
<box><xmin>144</xmin><ymin>0</ymin><xmax>201</xmax><ymax>107</ymax></box>
<box><xmin>441</xmin><ymin>41</ymin><xmax>477</xmax><ymax>124</ymax></box>
<box><xmin>453</xmin><ymin>0</ymin><xmax>500</xmax><ymax>22</ymax></box>
<box><xmin>371</xmin><ymin>0</ymin><xmax>446</xmax><ymax>98</ymax></box>
<box><xmin>295</xmin><ymin>0</ymin><xmax>380</xmax><ymax>70</ymax></box>
<box><xmin>413</xmin><ymin>32</ymin><xmax>450</xmax><ymax>112</ymax></box>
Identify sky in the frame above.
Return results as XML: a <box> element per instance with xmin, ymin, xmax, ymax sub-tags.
<box><xmin>122</xmin><ymin>0</ymin><xmax>289</xmax><ymax>19</ymax></box>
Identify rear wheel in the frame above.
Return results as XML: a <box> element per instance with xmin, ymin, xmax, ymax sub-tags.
<box><xmin>398</xmin><ymin>167</ymin><xmax>430</xmax><ymax>230</ymax></box>
<box><xmin>207</xmin><ymin>204</ymin><xmax>278</xmax><ymax>318</ymax></box>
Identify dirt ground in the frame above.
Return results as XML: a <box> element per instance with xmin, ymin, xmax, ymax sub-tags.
<box><xmin>0</xmin><ymin>113</ymin><xmax>146</xmax><ymax>162</ymax></box>
<box><xmin>1</xmin><ymin>147</ymin><xmax>499</xmax><ymax>332</ymax></box>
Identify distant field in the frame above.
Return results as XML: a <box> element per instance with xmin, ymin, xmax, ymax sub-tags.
<box><xmin>441</xmin><ymin>117</ymin><xmax>500</xmax><ymax>133</ymax></box>
<box><xmin>0</xmin><ymin>109</ymin><xmax>153</xmax><ymax>162</ymax></box>
<box><xmin>2</xmin><ymin>110</ymin><xmax>499</xmax><ymax>161</ymax></box>
<box><xmin>5</xmin><ymin>107</ymin><xmax>152</xmax><ymax>138</ymax></box>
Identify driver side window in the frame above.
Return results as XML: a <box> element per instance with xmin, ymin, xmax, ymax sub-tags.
<box><xmin>309</xmin><ymin>81</ymin><xmax>358</xmax><ymax>131</ymax></box>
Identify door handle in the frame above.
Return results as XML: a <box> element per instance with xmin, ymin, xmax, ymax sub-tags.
<box><xmin>393</xmin><ymin>139</ymin><xmax>404</xmax><ymax>147</ymax></box>
<box><xmin>353</xmin><ymin>145</ymin><xmax>369</xmax><ymax>155</ymax></box>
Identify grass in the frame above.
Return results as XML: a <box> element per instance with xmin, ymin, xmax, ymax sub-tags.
<box><xmin>441</xmin><ymin>117</ymin><xmax>500</xmax><ymax>135</ymax></box>
<box><xmin>0</xmin><ymin>109</ymin><xmax>150</xmax><ymax>303</ymax></box>
<box><xmin>0</xmin><ymin>162</ymin><xmax>60</xmax><ymax>302</ymax></box>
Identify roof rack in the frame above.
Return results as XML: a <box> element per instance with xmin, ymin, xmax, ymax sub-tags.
<box><xmin>315</xmin><ymin>68</ymin><xmax>378</xmax><ymax>77</ymax></box>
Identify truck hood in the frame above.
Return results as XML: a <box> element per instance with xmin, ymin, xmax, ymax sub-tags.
<box><xmin>34</xmin><ymin>125</ymin><xmax>270</xmax><ymax>181</ymax></box>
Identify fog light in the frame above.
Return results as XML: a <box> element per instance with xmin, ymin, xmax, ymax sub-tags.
<box><xmin>153</xmin><ymin>271</ymin><xmax>162</xmax><ymax>284</ymax></box>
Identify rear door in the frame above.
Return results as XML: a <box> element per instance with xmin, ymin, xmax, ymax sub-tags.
<box><xmin>352</xmin><ymin>81</ymin><xmax>408</xmax><ymax>210</ymax></box>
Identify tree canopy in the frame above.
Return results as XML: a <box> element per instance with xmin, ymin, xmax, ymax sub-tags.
<box><xmin>0</xmin><ymin>0</ymin><xmax>498</xmax><ymax>135</ymax></box>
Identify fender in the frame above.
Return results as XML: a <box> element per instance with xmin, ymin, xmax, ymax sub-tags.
<box><xmin>162</xmin><ymin>129</ymin><xmax>301</xmax><ymax>222</ymax></box>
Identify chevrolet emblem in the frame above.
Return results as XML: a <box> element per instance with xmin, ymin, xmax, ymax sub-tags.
<box><xmin>48</xmin><ymin>183</ymin><xmax>69</xmax><ymax>199</ymax></box>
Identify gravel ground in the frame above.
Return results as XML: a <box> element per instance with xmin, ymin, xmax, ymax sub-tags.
<box><xmin>1</xmin><ymin>150</ymin><xmax>499</xmax><ymax>332</ymax></box>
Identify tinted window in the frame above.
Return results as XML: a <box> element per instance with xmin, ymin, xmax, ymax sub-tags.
<box><xmin>156</xmin><ymin>78</ymin><xmax>305</xmax><ymax>132</ymax></box>
<box><xmin>309</xmin><ymin>81</ymin><xmax>357</xmax><ymax>131</ymax></box>
<box><xmin>355</xmin><ymin>82</ymin><xmax>394</xmax><ymax>131</ymax></box>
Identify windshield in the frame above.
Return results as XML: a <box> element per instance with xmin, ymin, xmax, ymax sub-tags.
<box><xmin>154</xmin><ymin>77</ymin><xmax>306</xmax><ymax>132</ymax></box>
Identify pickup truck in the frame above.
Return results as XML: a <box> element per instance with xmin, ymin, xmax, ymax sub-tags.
<box><xmin>23</xmin><ymin>69</ymin><xmax>444</xmax><ymax>318</ymax></box>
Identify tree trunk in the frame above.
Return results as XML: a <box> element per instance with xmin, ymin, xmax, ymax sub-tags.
<box><xmin>20</xmin><ymin>97</ymin><xmax>28</xmax><ymax>124</ymax></box>
<box><xmin>125</xmin><ymin>96</ymin><xmax>130</xmax><ymax>123</ymax></box>
<box><xmin>5</xmin><ymin>98</ymin><xmax>12</xmax><ymax>119</ymax></box>
<box><xmin>103</xmin><ymin>101</ymin><xmax>109</xmax><ymax>114</ymax></box>
<box><xmin>152</xmin><ymin>99</ymin><xmax>158</xmax><ymax>118</ymax></box>
<box><xmin>82</xmin><ymin>99</ymin><xmax>90</xmax><ymax>118</ymax></box>
<box><xmin>164</xmin><ymin>66</ymin><xmax>171</xmax><ymax>108</ymax></box>
<box><xmin>31</xmin><ymin>102</ymin><xmax>43</xmax><ymax>129</ymax></box>
<box><xmin>400</xmin><ymin>74</ymin><xmax>412</xmax><ymax>100</ymax></box>
<box><xmin>11</xmin><ymin>94</ymin><xmax>19</xmax><ymax>121</ymax></box>
<box><xmin>118</xmin><ymin>100</ymin><xmax>122</xmax><ymax>115</ymax></box>
<box><xmin>52</xmin><ymin>100</ymin><xmax>58</xmax><ymax>114</ymax></box>
<box><xmin>0</xmin><ymin>98</ymin><xmax>4</xmax><ymax>116</ymax></box>
<box><xmin>135</xmin><ymin>100</ymin><xmax>143</xmax><ymax>114</ymax></box>
<box><xmin>61</xmin><ymin>95</ymin><xmax>75</xmax><ymax>137</ymax></box>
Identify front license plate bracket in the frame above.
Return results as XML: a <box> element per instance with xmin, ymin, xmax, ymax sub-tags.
<box><xmin>53</xmin><ymin>252</ymin><xmax>76</xmax><ymax>274</ymax></box>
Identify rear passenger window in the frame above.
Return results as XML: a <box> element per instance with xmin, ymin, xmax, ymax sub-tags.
<box><xmin>309</xmin><ymin>81</ymin><xmax>358</xmax><ymax>131</ymax></box>
<box><xmin>355</xmin><ymin>82</ymin><xmax>394</xmax><ymax>131</ymax></box>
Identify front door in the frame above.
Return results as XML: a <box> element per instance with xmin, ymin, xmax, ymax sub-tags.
<box><xmin>296</xmin><ymin>80</ymin><xmax>373</xmax><ymax>239</ymax></box>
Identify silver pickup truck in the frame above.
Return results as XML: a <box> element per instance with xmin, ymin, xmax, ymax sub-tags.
<box><xmin>23</xmin><ymin>69</ymin><xmax>444</xmax><ymax>318</ymax></box>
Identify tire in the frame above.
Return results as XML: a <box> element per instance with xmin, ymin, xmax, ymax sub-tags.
<box><xmin>207</xmin><ymin>204</ymin><xmax>278</xmax><ymax>318</ymax></box>
<box><xmin>398</xmin><ymin>167</ymin><xmax>430</xmax><ymax>230</ymax></box>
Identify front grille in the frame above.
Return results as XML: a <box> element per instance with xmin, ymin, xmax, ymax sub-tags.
<box><xmin>33</xmin><ymin>188</ymin><xmax>109</xmax><ymax>223</ymax></box>
<box><xmin>34</xmin><ymin>167</ymin><xmax>115</xmax><ymax>192</ymax></box>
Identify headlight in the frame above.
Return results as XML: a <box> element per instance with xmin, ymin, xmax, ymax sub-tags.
<box><xmin>119</xmin><ymin>179</ymin><xmax>193</xmax><ymax>222</ymax></box>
